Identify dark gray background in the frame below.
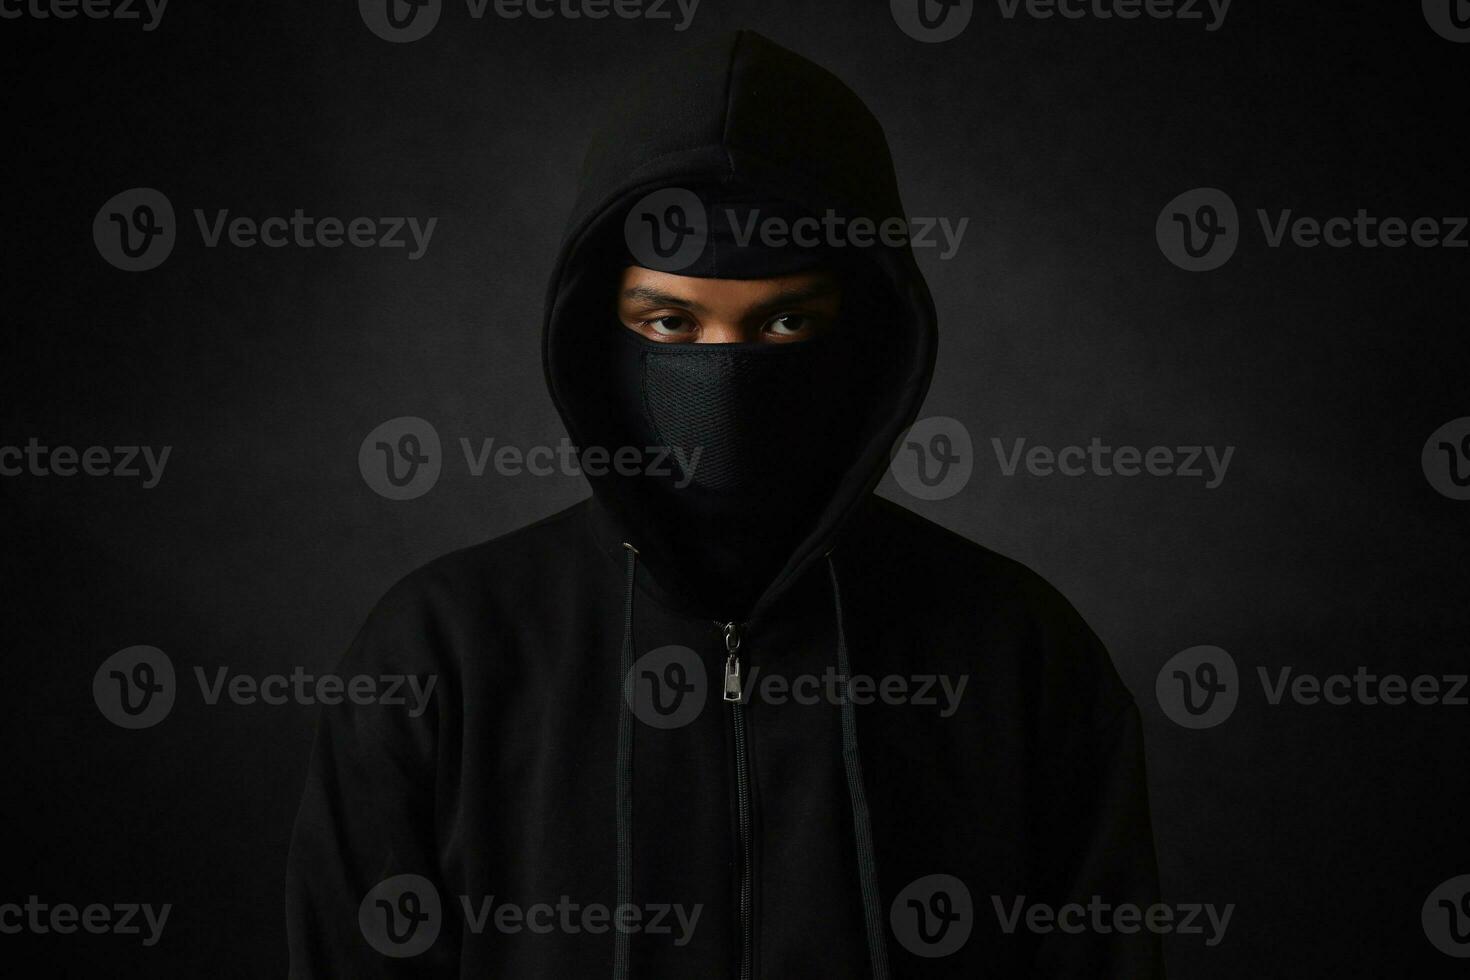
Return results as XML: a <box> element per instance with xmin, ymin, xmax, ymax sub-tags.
<box><xmin>3</xmin><ymin>0</ymin><xmax>1468</xmax><ymax>975</ymax></box>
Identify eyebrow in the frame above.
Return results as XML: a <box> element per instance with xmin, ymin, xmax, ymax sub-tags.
<box><xmin>749</xmin><ymin>281</ymin><xmax>839</xmax><ymax>314</ymax></box>
<box><xmin>619</xmin><ymin>280</ymin><xmax>839</xmax><ymax>315</ymax></box>
<box><xmin>620</xmin><ymin>286</ymin><xmax>708</xmax><ymax>314</ymax></box>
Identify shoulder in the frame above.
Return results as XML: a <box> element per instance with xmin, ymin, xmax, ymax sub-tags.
<box><xmin>349</xmin><ymin>501</ymin><xmax>595</xmax><ymax>663</ymax></box>
<box><xmin>389</xmin><ymin>501</ymin><xmax>592</xmax><ymax>605</ymax></box>
<box><xmin>850</xmin><ymin>495</ymin><xmax>1135</xmax><ymax>723</ymax></box>
<box><xmin>854</xmin><ymin>494</ymin><xmax>1082</xmax><ymax>621</ymax></box>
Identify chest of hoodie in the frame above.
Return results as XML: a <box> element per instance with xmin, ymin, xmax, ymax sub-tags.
<box><xmin>429</xmin><ymin>579</ymin><xmax>868</xmax><ymax>972</ymax></box>
<box><xmin>431</xmin><ymin>537</ymin><xmax>1039</xmax><ymax>973</ymax></box>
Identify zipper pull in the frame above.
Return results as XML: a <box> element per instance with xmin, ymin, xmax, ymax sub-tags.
<box><xmin>722</xmin><ymin>621</ymin><xmax>743</xmax><ymax>703</ymax></box>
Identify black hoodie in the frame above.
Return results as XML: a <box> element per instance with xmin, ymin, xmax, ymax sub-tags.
<box><xmin>287</xmin><ymin>31</ymin><xmax>1164</xmax><ymax>979</ymax></box>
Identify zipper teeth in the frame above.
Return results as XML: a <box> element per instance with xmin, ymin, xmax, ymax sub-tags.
<box><xmin>723</xmin><ymin>620</ymin><xmax>754</xmax><ymax>980</ymax></box>
<box><xmin>732</xmin><ymin>699</ymin><xmax>753</xmax><ymax>980</ymax></box>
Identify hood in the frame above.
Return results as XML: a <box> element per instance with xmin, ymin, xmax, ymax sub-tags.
<box><xmin>542</xmin><ymin>30</ymin><xmax>938</xmax><ymax>622</ymax></box>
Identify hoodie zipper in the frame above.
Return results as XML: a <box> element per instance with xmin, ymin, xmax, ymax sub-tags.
<box><xmin>721</xmin><ymin>620</ymin><xmax>754</xmax><ymax>980</ymax></box>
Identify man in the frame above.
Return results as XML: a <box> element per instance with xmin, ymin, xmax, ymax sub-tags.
<box><xmin>287</xmin><ymin>30</ymin><xmax>1164</xmax><ymax>978</ymax></box>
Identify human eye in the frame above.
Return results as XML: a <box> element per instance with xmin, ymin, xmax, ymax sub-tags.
<box><xmin>646</xmin><ymin>314</ymin><xmax>695</xmax><ymax>337</ymax></box>
<box><xmin>763</xmin><ymin>313</ymin><xmax>819</xmax><ymax>339</ymax></box>
<box><xmin>623</xmin><ymin>312</ymin><xmax>698</xmax><ymax>343</ymax></box>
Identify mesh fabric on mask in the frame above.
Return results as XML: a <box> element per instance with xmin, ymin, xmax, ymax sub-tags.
<box><xmin>642</xmin><ymin>343</ymin><xmax>833</xmax><ymax>494</ymax></box>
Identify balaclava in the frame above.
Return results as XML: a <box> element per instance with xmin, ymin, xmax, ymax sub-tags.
<box><xmin>585</xmin><ymin>183</ymin><xmax>894</xmax><ymax>615</ymax></box>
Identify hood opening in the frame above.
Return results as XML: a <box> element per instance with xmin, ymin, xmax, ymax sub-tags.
<box><xmin>543</xmin><ymin>31</ymin><xmax>938</xmax><ymax>620</ymax></box>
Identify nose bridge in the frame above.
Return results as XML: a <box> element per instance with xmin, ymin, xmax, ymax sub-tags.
<box><xmin>696</xmin><ymin>290</ymin><xmax>804</xmax><ymax>343</ymax></box>
<box><xmin>697</xmin><ymin>317</ymin><xmax>757</xmax><ymax>344</ymax></box>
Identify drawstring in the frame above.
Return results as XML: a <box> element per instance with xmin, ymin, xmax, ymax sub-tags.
<box><xmin>827</xmin><ymin>554</ymin><xmax>893</xmax><ymax>980</ymax></box>
<box><xmin>613</xmin><ymin>543</ymin><xmax>638</xmax><ymax>980</ymax></box>
<box><xmin>611</xmin><ymin>546</ymin><xmax>892</xmax><ymax>980</ymax></box>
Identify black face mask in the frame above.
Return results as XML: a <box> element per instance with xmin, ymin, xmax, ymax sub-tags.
<box><xmin>600</xmin><ymin>324</ymin><xmax>865</xmax><ymax>613</ymax></box>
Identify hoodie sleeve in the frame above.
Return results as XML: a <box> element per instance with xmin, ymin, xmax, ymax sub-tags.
<box><xmin>285</xmin><ymin>575</ymin><xmax>459</xmax><ymax>978</ymax></box>
<box><xmin>1032</xmin><ymin>698</ymin><xmax>1166</xmax><ymax>977</ymax></box>
<box><xmin>1026</xmin><ymin>590</ymin><xmax>1166</xmax><ymax>979</ymax></box>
